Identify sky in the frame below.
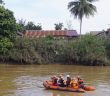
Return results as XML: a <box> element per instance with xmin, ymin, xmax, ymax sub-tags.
<box><xmin>4</xmin><ymin>0</ymin><xmax>110</xmax><ymax>34</ymax></box>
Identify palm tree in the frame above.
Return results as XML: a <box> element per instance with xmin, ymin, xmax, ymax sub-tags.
<box><xmin>0</xmin><ymin>0</ymin><xmax>4</xmax><ymax>4</ymax></box>
<box><xmin>68</xmin><ymin>0</ymin><xmax>97</xmax><ymax>36</ymax></box>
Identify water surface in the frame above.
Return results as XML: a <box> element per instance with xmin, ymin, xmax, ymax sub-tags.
<box><xmin>0</xmin><ymin>64</ymin><xmax>110</xmax><ymax>96</ymax></box>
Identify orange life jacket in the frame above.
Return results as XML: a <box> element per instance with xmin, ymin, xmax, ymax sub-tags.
<box><xmin>70</xmin><ymin>80</ymin><xmax>79</xmax><ymax>89</ymax></box>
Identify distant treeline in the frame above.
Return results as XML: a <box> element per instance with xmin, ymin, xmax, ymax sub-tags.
<box><xmin>0</xmin><ymin>34</ymin><xmax>110</xmax><ymax>66</ymax></box>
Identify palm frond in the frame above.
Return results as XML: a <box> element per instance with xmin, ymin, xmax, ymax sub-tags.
<box><xmin>87</xmin><ymin>0</ymin><xmax>98</xmax><ymax>2</ymax></box>
<box><xmin>0</xmin><ymin>0</ymin><xmax>3</xmax><ymax>4</ymax></box>
<box><xmin>68</xmin><ymin>0</ymin><xmax>97</xmax><ymax>19</ymax></box>
<box><xmin>68</xmin><ymin>1</ymin><xmax>79</xmax><ymax>9</ymax></box>
<box><xmin>83</xmin><ymin>3</ymin><xmax>97</xmax><ymax>18</ymax></box>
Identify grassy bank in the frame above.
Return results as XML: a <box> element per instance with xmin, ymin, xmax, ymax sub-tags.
<box><xmin>0</xmin><ymin>34</ymin><xmax>110</xmax><ymax>66</ymax></box>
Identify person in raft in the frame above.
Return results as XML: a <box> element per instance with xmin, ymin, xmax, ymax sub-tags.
<box><xmin>70</xmin><ymin>78</ymin><xmax>79</xmax><ymax>89</ymax></box>
<box><xmin>58</xmin><ymin>75</ymin><xmax>66</xmax><ymax>87</ymax></box>
<box><xmin>66</xmin><ymin>75</ymin><xmax>71</xmax><ymax>87</ymax></box>
<box><xmin>51</xmin><ymin>75</ymin><xmax>58</xmax><ymax>86</ymax></box>
<box><xmin>77</xmin><ymin>76</ymin><xmax>85</xmax><ymax>88</ymax></box>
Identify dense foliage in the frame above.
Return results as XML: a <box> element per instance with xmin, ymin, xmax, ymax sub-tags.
<box><xmin>16</xmin><ymin>19</ymin><xmax>26</xmax><ymax>33</ymax></box>
<box><xmin>0</xmin><ymin>6</ymin><xmax>17</xmax><ymax>55</ymax></box>
<box><xmin>17</xmin><ymin>20</ymin><xmax>42</xmax><ymax>33</ymax></box>
<box><xmin>104</xmin><ymin>38</ymin><xmax>110</xmax><ymax>59</ymax></box>
<box><xmin>0</xmin><ymin>34</ymin><xmax>110</xmax><ymax>66</ymax></box>
<box><xmin>25</xmin><ymin>22</ymin><xmax>42</xmax><ymax>30</ymax></box>
<box><xmin>0</xmin><ymin>6</ymin><xmax>17</xmax><ymax>40</ymax></box>
<box><xmin>54</xmin><ymin>23</ymin><xmax>63</xmax><ymax>30</ymax></box>
<box><xmin>0</xmin><ymin>0</ymin><xmax>4</xmax><ymax>4</ymax></box>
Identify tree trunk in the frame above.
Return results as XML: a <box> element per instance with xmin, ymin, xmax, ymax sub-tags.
<box><xmin>80</xmin><ymin>18</ymin><xmax>82</xmax><ymax>37</ymax></box>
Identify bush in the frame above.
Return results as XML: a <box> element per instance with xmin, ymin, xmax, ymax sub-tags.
<box><xmin>8</xmin><ymin>38</ymin><xmax>45</xmax><ymax>64</ymax></box>
<box><xmin>0</xmin><ymin>34</ymin><xmax>110</xmax><ymax>66</ymax></box>
<box><xmin>104</xmin><ymin>38</ymin><xmax>110</xmax><ymax>58</ymax></box>
<box><xmin>68</xmin><ymin>35</ymin><xmax>107</xmax><ymax>65</ymax></box>
<box><xmin>0</xmin><ymin>6</ymin><xmax>17</xmax><ymax>61</ymax></box>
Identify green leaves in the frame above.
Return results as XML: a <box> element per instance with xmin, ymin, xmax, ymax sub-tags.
<box><xmin>70</xmin><ymin>34</ymin><xmax>106</xmax><ymax>65</ymax></box>
<box><xmin>54</xmin><ymin>23</ymin><xmax>63</xmax><ymax>30</ymax></box>
<box><xmin>68</xmin><ymin>0</ymin><xmax>97</xmax><ymax>19</ymax></box>
<box><xmin>0</xmin><ymin>37</ymin><xmax>13</xmax><ymax>54</ymax></box>
<box><xmin>0</xmin><ymin>0</ymin><xmax>4</xmax><ymax>5</ymax></box>
<box><xmin>87</xmin><ymin>0</ymin><xmax>98</xmax><ymax>2</ymax></box>
<box><xmin>0</xmin><ymin>6</ymin><xmax>17</xmax><ymax>56</ymax></box>
<box><xmin>0</xmin><ymin>6</ymin><xmax>17</xmax><ymax>41</ymax></box>
<box><xmin>104</xmin><ymin>38</ymin><xmax>110</xmax><ymax>58</ymax></box>
<box><xmin>68</xmin><ymin>0</ymin><xmax>97</xmax><ymax>36</ymax></box>
<box><xmin>25</xmin><ymin>22</ymin><xmax>42</xmax><ymax>30</ymax></box>
<box><xmin>0</xmin><ymin>35</ymin><xmax>109</xmax><ymax>65</ymax></box>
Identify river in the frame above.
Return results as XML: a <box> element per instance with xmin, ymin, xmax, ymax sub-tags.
<box><xmin>0</xmin><ymin>64</ymin><xmax>110</xmax><ymax>96</ymax></box>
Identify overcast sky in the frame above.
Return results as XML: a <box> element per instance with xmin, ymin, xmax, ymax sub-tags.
<box><xmin>4</xmin><ymin>0</ymin><xmax>110</xmax><ymax>34</ymax></box>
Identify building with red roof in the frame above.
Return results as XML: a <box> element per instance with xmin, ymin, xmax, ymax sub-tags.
<box><xmin>24</xmin><ymin>30</ymin><xmax>79</xmax><ymax>39</ymax></box>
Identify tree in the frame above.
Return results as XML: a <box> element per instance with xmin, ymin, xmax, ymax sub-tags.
<box><xmin>18</xmin><ymin>19</ymin><xmax>26</xmax><ymax>27</ymax></box>
<box><xmin>0</xmin><ymin>6</ymin><xmax>17</xmax><ymax>41</ymax></box>
<box><xmin>25</xmin><ymin>21</ymin><xmax>35</xmax><ymax>30</ymax></box>
<box><xmin>68</xmin><ymin>0</ymin><xmax>97</xmax><ymax>36</ymax></box>
<box><xmin>0</xmin><ymin>38</ymin><xmax>13</xmax><ymax>54</ymax></box>
<box><xmin>0</xmin><ymin>6</ymin><xmax>17</xmax><ymax>54</ymax></box>
<box><xmin>25</xmin><ymin>22</ymin><xmax>42</xmax><ymax>30</ymax></box>
<box><xmin>0</xmin><ymin>0</ymin><xmax>4</xmax><ymax>4</ymax></box>
<box><xmin>16</xmin><ymin>19</ymin><xmax>26</xmax><ymax>33</ymax></box>
<box><xmin>54</xmin><ymin>23</ymin><xmax>63</xmax><ymax>30</ymax></box>
<box><xmin>35</xmin><ymin>23</ymin><xmax>42</xmax><ymax>30</ymax></box>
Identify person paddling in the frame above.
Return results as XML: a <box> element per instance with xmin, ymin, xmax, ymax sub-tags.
<box><xmin>51</xmin><ymin>75</ymin><xmax>58</xmax><ymax>86</ymax></box>
<box><xmin>58</xmin><ymin>75</ymin><xmax>66</xmax><ymax>87</ymax></box>
<box><xmin>66</xmin><ymin>75</ymin><xmax>71</xmax><ymax>87</ymax></box>
<box><xmin>77</xmin><ymin>76</ymin><xmax>85</xmax><ymax>88</ymax></box>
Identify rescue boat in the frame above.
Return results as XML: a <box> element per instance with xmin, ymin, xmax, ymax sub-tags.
<box><xmin>43</xmin><ymin>81</ymin><xmax>85</xmax><ymax>93</ymax></box>
<box><xmin>43</xmin><ymin>81</ymin><xmax>95</xmax><ymax>92</ymax></box>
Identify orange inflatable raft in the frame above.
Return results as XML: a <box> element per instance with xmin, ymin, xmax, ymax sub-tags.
<box><xmin>43</xmin><ymin>81</ymin><xmax>95</xmax><ymax>92</ymax></box>
<box><xmin>84</xmin><ymin>86</ymin><xmax>96</xmax><ymax>91</ymax></box>
<box><xmin>43</xmin><ymin>81</ymin><xmax>85</xmax><ymax>93</ymax></box>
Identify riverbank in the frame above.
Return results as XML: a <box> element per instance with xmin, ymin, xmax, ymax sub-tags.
<box><xmin>0</xmin><ymin>34</ymin><xmax>110</xmax><ymax>66</ymax></box>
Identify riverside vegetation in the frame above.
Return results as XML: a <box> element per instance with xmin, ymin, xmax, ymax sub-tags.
<box><xmin>0</xmin><ymin>35</ymin><xmax>110</xmax><ymax>66</ymax></box>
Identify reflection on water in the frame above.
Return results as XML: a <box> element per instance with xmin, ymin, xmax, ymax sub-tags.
<box><xmin>0</xmin><ymin>64</ymin><xmax>110</xmax><ymax>96</ymax></box>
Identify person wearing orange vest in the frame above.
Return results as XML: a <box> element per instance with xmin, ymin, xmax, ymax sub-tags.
<box><xmin>70</xmin><ymin>78</ymin><xmax>79</xmax><ymax>89</ymax></box>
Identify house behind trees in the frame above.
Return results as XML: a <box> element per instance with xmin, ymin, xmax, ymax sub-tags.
<box><xmin>23</xmin><ymin>30</ymin><xmax>78</xmax><ymax>39</ymax></box>
<box><xmin>90</xmin><ymin>28</ymin><xmax>110</xmax><ymax>38</ymax></box>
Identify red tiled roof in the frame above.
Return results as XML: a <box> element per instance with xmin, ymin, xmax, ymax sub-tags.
<box><xmin>24</xmin><ymin>30</ymin><xmax>78</xmax><ymax>37</ymax></box>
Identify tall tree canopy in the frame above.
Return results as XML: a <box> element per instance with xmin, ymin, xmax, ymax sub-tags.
<box><xmin>68</xmin><ymin>0</ymin><xmax>97</xmax><ymax>36</ymax></box>
<box><xmin>0</xmin><ymin>0</ymin><xmax>4</xmax><ymax>5</ymax></box>
<box><xmin>25</xmin><ymin>22</ymin><xmax>42</xmax><ymax>30</ymax></box>
<box><xmin>54</xmin><ymin>23</ymin><xmax>63</xmax><ymax>30</ymax></box>
<box><xmin>0</xmin><ymin>6</ymin><xmax>17</xmax><ymax>40</ymax></box>
<box><xmin>16</xmin><ymin>19</ymin><xmax>26</xmax><ymax>33</ymax></box>
<box><xmin>0</xmin><ymin>0</ymin><xmax>3</xmax><ymax>4</ymax></box>
<box><xmin>0</xmin><ymin>6</ymin><xmax>17</xmax><ymax>54</ymax></box>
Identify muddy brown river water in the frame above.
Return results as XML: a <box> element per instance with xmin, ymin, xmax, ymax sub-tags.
<box><xmin>0</xmin><ymin>64</ymin><xmax>110</xmax><ymax>96</ymax></box>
